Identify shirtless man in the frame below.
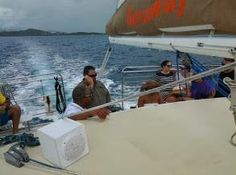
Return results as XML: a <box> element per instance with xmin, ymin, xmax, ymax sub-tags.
<box><xmin>138</xmin><ymin>80</ymin><xmax>162</xmax><ymax>107</ymax></box>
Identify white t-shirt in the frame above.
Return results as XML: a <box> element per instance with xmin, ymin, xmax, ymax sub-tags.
<box><xmin>144</xmin><ymin>103</ymin><xmax>159</xmax><ymax>107</ymax></box>
<box><xmin>64</xmin><ymin>102</ymin><xmax>84</xmax><ymax>116</ymax></box>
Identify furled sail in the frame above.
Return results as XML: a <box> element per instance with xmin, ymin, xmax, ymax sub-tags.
<box><xmin>106</xmin><ymin>0</ymin><xmax>236</xmax><ymax>58</ymax></box>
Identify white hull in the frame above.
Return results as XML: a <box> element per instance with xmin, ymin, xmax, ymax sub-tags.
<box><xmin>109</xmin><ymin>36</ymin><xmax>236</xmax><ymax>59</ymax></box>
<box><xmin>1</xmin><ymin>98</ymin><xmax>236</xmax><ymax>175</ymax></box>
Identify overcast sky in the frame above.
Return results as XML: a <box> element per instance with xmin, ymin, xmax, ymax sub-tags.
<box><xmin>0</xmin><ymin>0</ymin><xmax>118</xmax><ymax>32</ymax></box>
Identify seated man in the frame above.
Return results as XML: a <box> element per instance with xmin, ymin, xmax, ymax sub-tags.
<box><xmin>0</xmin><ymin>92</ymin><xmax>21</xmax><ymax>134</ymax></box>
<box><xmin>73</xmin><ymin>65</ymin><xmax>111</xmax><ymax>108</ymax></box>
<box><xmin>71</xmin><ymin>65</ymin><xmax>111</xmax><ymax>119</ymax></box>
<box><xmin>65</xmin><ymin>86</ymin><xmax>110</xmax><ymax>120</ymax></box>
<box><xmin>138</xmin><ymin>80</ymin><xmax>162</xmax><ymax>107</ymax></box>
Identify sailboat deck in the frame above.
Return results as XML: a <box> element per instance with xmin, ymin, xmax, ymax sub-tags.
<box><xmin>1</xmin><ymin>98</ymin><xmax>236</xmax><ymax>175</ymax></box>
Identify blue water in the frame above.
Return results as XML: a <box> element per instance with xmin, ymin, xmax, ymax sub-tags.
<box><xmin>0</xmin><ymin>35</ymin><xmax>223</xmax><ymax>111</ymax></box>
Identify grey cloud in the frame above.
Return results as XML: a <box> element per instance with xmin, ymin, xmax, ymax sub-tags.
<box><xmin>0</xmin><ymin>7</ymin><xmax>14</xmax><ymax>19</ymax></box>
<box><xmin>0</xmin><ymin>0</ymin><xmax>117</xmax><ymax>32</ymax></box>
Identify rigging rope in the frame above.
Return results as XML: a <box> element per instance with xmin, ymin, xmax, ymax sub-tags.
<box><xmin>230</xmin><ymin>132</ymin><xmax>236</xmax><ymax>146</ymax></box>
<box><xmin>97</xmin><ymin>47</ymin><xmax>112</xmax><ymax>80</ymax></box>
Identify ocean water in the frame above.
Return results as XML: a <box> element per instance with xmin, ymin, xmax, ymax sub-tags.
<box><xmin>0</xmin><ymin>35</ymin><xmax>222</xmax><ymax>113</ymax></box>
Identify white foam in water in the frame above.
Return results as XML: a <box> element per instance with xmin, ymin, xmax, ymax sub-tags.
<box><xmin>101</xmin><ymin>78</ymin><xmax>115</xmax><ymax>89</ymax></box>
<box><xmin>123</xmin><ymin>101</ymin><xmax>137</xmax><ymax>110</ymax></box>
<box><xmin>1</xmin><ymin>35</ymin><xmax>178</xmax><ymax>118</ymax></box>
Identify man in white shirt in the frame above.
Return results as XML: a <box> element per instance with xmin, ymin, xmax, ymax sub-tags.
<box><xmin>65</xmin><ymin>84</ymin><xmax>110</xmax><ymax>120</ymax></box>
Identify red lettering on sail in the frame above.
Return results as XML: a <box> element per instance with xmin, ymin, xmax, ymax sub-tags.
<box><xmin>127</xmin><ymin>0</ymin><xmax>161</xmax><ymax>26</ymax></box>
<box><xmin>143</xmin><ymin>0</ymin><xmax>161</xmax><ymax>24</ymax></box>
<box><xmin>164</xmin><ymin>0</ymin><xmax>176</xmax><ymax>13</ymax></box>
<box><xmin>178</xmin><ymin>0</ymin><xmax>186</xmax><ymax>17</ymax></box>
<box><xmin>126</xmin><ymin>0</ymin><xmax>186</xmax><ymax>27</ymax></box>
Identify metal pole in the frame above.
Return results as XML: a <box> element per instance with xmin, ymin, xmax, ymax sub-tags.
<box><xmin>121</xmin><ymin>72</ymin><xmax>124</xmax><ymax>110</ymax></box>
<box><xmin>97</xmin><ymin>47</ymin><xmax>112</xmax><ymax>80</ymax></box>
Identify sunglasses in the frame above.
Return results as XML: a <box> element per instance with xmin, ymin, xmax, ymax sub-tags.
<box><xmin>166</xmin><ymin>64</ymin><xmax>172</xmax><ymax>67</ymax></box>
<box><xmin>87</xmin><ymin>73</ymin><xmax>97</xmax><ymax>78</ymax></box>
<box><xmin>144</xmin><ymin>87</ymin><xmax>152</xmax><ymax>91</ymax></box>
<box><xmin>224</xmin><ymin>58</ymin><xmax>234</xmax><ymax>62</ymax></box>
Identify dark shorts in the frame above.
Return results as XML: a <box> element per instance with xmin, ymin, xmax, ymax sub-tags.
<box><xmin>0</xmin><ymin>112</ymin><xmax>11</xmax><ymax>126</ymax></box>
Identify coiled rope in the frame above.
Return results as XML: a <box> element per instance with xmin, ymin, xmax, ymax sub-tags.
<box><xmin>54</xmin><ymin>76</ymin><xmax>66</xmax><ymax>114</ymax></box>
<box><xmin>0</xmin><ymin>133</ymin><xmax>40</xmax><ymax>147</ymax></box>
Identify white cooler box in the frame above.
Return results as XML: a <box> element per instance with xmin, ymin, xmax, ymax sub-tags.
<box><xmin>37</xmin><ymin>118</ymin><xmax>89</xmax><ymax>168</ymax></box>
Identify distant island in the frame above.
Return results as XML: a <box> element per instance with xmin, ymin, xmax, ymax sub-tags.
<box><xmin>0</xmin><ymin>29</ymin><xmax>104</xmax><ymax>37</ymax></box>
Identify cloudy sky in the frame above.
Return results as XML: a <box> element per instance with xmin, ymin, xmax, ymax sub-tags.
<box><xmin>0</xmin><ymin>0</ymin><xmax>118</xmax><ymax>32</ymax></box>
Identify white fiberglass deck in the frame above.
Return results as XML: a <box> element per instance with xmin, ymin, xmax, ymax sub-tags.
<box><xmin>1</xmin><ymin>98</ymin><xmax>236</xmax><ymax>175</ymax></box>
